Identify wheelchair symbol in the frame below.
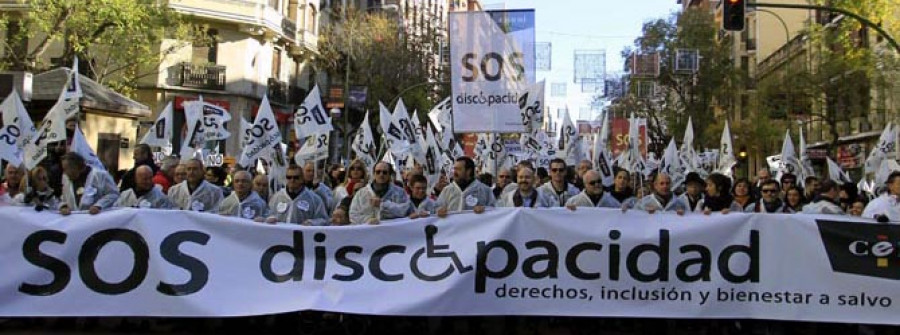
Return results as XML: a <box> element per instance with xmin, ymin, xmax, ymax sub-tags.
<box><xmin>411</xmin><ymin>225</ymin><xmax>473</xmax><ymax>281</ymax></box>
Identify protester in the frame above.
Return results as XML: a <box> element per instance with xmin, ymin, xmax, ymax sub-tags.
<box><xmin>154</xmin><ymin>156</ymin><xmax>179</xmax><ymax>193</ymax></box>
<box><xmin>702</xmin><ymin>173</ymin><xmax>739</xmax><ymax>214</ymax></box>
<box><xmin>574</xmin><ymin>159</ymin><xmax>592</xmax><ymax>190</ymax></box>
<box><xmin>349</xmin><ymin>162</ymin><xmax>410</xmax><ymax>224</ymax></box>
<box><xmin>802</xmin><ymin>180</ymin><xmax>844</xmax><ymax>215</ymax></box>
<box><xmin>13</xmin><ymin>166</ymin><xmax>59</xmax><ymax>210</ymax></box>
<box><xmin>566</xmin><ymin>170</ymin><xmax>624</xmax><ymax>210</ymax></box>
<box><xmin>266</xmin><ymin>165</ymin><xmax>329</xmax><ymax>225</ymax></box>
<box><xmin>174</xmin><ymin>163</ymin><xmax>188</xmax><ymax>185</ymax></box>
<box><xmin>205</xmin><ymin>165</ymin><xmax>230</xmax><ymax>196</ymax></box>
<box><xmin>731</xmin><ymin>178</ymin><xmax>755</xmax><ymax>209</ymax></box>
<box><xmin>784</xmin><ymin>187</ymin><xmax>805</xmax><ymax>213</ymax></box>
<box><xmin>115</xmin><ymin>165</ymin><xmax>173</xmax><ymax>209</ymax></box>
<box><xmin>538</xmin><ymin>158</ymin><xmax>580</xmax><ymax>207</ymax></box>
<box><xmin>753</xmin><ymin>168</ymin><xmax>772</xmax><ymax>197</ymax></box>
<box><xmin>436</xmin><ymin>157</ymin><xmax>495</xmax><ymax>217</ymax></box>
<box><xmin>803</xmin><ymin>176</ymin><xmax>819</xmax><ymax>203</ymax></box>
<box><xmin>59</xmin><ymin>152</ymin><xmax>120</xmax><ymax>215</ymax></box>
<box><xmin>253</xmin><ymin>173</ymin><xmax>270</xmax><ymax>202</ymax></box>
<box><xmin>635</xmin><ymin>173</ymin><xmax>687</xmax><ymax>214</ymax></box>
<box><xmin>780</xmin><ymin>173</ymin><xmax>798</xmax><ymax>194</ymax></box>
<box><xmin>407</xmin><ymin>174</ymin><xmax>436</xmax><ymax>219</ymax></box>
<box><xmin>215</xmin><ymin>170</ymin><xmax>268</xmax><ymax>221</ymax></box>
<box><xmin>849</xmin><ymin>199</ymin><xmax>867</xmax><ymax>217</ymax></box>
<box><xmin>2</xmin><ymin>163</ymin><xmax>25</xmax><ymax>202</ymax></box>
<box><xmin>747</xmin><ymin>180</ymin><xmax>787</xmax><ymax>213</ymax></box>
<box><xmin>326</xmin><ymin>163</ymin><xmax>345</xmax><ymax>189</ymax></box>
<box><xmin>499</xmin><ymin>166</ymin><xmax>555</xmax><ymax>208</ymax></box>
<box><xmin>119</xmin><ymin>144</ymin><xmax>158</xmax><ymax>192</ymax></box>
<box><xmin>334</xmin><ymin>159</ymin><xmax>367</xmax><ymax>211</ymax></box>
<box><xmin>608</xmin><ymin>168</ymin><xmax>636</xmax><ymax>208</ymax></box>
<box><xmin>303</xmin><ymin>162</ymin><xmax>334</xmax><ymax>214</ymax></box>
<box><xmin>168</xmin><ymin>159</ymin><xmax>224</xmax><ymax>212</ymax></box>
<box><xmin>838</xmin><ymin>183</ymin><xmax>858</xmax><ymax>213</ymax></box>
<box><xmin>493</xmin><ymin>167</ymin><xmax>515</xmax><ymax>199</ymax></box>
<box><xmin>679</xmin><ymin>172</ymin><xmax>705</xmax><ymax>213</ymax></box>
<box><xmin>331</xmin><ymin>206</ymin><xmax>350</xmax><ymax>226</ymax></box>
<box><xmin>862</xmin><ymin>171</ymin><xmax>900</xmax><ymax>219</ymax></box>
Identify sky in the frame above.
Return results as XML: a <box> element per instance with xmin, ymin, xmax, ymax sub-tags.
<box><xmin>485</xmin><ymin>0</ymin><xmax>681</xmax><ymax>122</ymax></box>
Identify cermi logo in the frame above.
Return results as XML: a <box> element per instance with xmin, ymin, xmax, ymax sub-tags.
<box><xmin>816</xmin><ymin>219</ymin><xmax>900</xmax><ymax>280</ymax></box>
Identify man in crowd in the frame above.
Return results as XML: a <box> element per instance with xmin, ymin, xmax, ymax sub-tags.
<box><xmin>115</xmin><ymin>165</ymin><xmax>173</xmax><ymax>209</ymax></box>
<box><xmin>635</xmin><ymin>173</ymin><xmax>687</xmax><ymax>215</ymax></box>
<box><xmin>679</xmin><ymin>172</ymin><xmax>705</xmax><ymax>213</ymax></box>
<box><xmin>217</xmin><ymin>170</ymin><xmax>267</xmax><ymax>220</ymax></box>
<box><xmin>780</xmin><ymin>173</ymin><xmax>798</xmax><ymax>194</ymax></box>
<box><xmin>120</xmin><ymin>144</ymin><xmax>158</xmax><ymax>192</ymax></box>
<box><xmin>253</xmin><ymin>173</ymin><xmax>270</xmax><ymax>202</ymax></box>
<box><xmin>59</xmin><ymin>152</ymin><xmax>120</xmax><ymax>215</ymax></box>
<box><xmin>753</xmin><ymin>168</ymin><xmax>771</xmax><ymax>198</ymax></box>
<box><xmin>154</xmin><ymin>156</ymin><xmax>179</xmax><ymax>193</ymax></box>
<box><xmin>349</xmin><ymin>162</ymin><xmax>410</xmax><ymax>224</ymax></box>
<box><xmin>803</xmin><ymin>176</ymin><xmax>819</xmax><ymax>202</ymax></box>
<box><xmin>575</xmin><ymin>159</ymin><xmax>592</xmax><ymax>190</ymax></box>
<box><xmin>436</xmin><ymin>157</ymin><xmax>495</xmax><ymax>217</ymax></box>
<box><xmin>168</xmin><ymin>159</ymin><xmax>224</xmax><ymax>212</ymax></box>
<box><xmin>266</xmin><ymin>165</ymin><xmax>329</xmax><ymax>225</ymax></box>
<box><xmin>1</xmin><ymin>163</ymin><xmax>25</xmax><ymax>202</ymax></box>
<box><xmin>407</xmin><ymin>174</ymin><xmax>436</xmax><ymax>219</ymax></box>
<box><xmin>746</xmin><ymin>179</ymin><xmax>787</xmax><ymax>213</ymax></box>
<box><xmin>566</xmin><ymin>170</ymin><xmax>623</xmax><ymax>210</ymax></box>
<box><xmin>863</xmin><ymin>171</ymin><xmax>900</xmax><ymax>219</ymax></box>
<box><xmin>499</xmin><ymin>166</ymin><xmax>555</xmax><ymax>208</ymax></box>
<box><xmin>304</xmin><ymin>161</ymin><xmax>334</xmax><ymax>214</ymax></box>
<box><xmin>492</xmin><ymin>167</ymin><xmax>516</xmax><ymax>199</ymax></box>
<box><xmin>802</xmin><ymin>179</ymin><xmax>845</xmax><ymax>215</ymax></box>
<box><xmin>174</xmin><ymin>163</ymin><xmax>187</xmax><ymax>185</ymax></box>
<box><xmin>538</xmin><ymin>158</ymin><xmax>580</xmax><ymax>207</ymax></box>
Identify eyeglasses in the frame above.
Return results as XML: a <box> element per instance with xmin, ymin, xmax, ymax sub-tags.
<box><xmin>761</xmin><ymin>189</ymin><xmax>778</xmax><ymax>193</ymax></box>
<box><xmin>374</xmin><ymin>170</ymin><xmax>391</xmax><ymax>175</ymax></box>
<box><xmin>587</xmin><ymin>180</ymin><xmax>602</xmax><ymax>185</ymax></box>
<box><xmin>550</xmin><ymin>168</ymin><xmax>565</xmax><ymax>172</ymax></box>
<box><xmin>286</xmin><ymin>175</ymin><xmax>302</xmax><ymax>180</ymax></box>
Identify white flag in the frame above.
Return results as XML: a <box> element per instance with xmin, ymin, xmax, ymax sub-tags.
<box><xmin>140</xmin><ymin>102</ymin><xmax>174</xmax><ymax>148</ymax></box>
<box><xmin>482</xmin><ymin>133</ymin><xmax>506</xmax><ymax>176</ymax></box>
<box><xmin>23</xmin><ymin>89</ymin><xmax>69</xmax><ymax>169</ymax></box>
<box><xmin>71</xmin><ymin>125</ymin><xmax>105</xmax><ymax>171</ymax></box>
<box><xmin>64</xmin><ymin>57</ymin><xmax>83</xmax><ymax>103</ymax></box>
<box><xmin>875</xmin><ymin>159</ymin><xmax>900</xmax><ymax>188</ymax></box>
<box><xmin>798</xmin><ymin>127</ymin><xmax>815</xmax><ymax>183</ymax></box>
<box><xmin>660</xmin><ymin>138</ymin><xmax>685</xmax><ymax>189</ymax></box>
<box><xmin>778</xmin><ymin>130</ymin><xmax>801</xmax><ymax>179</ymax></box>
<box><xmin>617</xmin><ymin>114</ymin><xmax>645</xmax><ymax>174</ymax></box>
<box><xmin>826</xmin><ymin>157</ymin><xmax>851</xmax><ymax>185</ymax></box>
<box><xmin>679</xmin><ymin>117</ymin><xmax>701</xmax><ymax>175</ymax></box>
<box><xmin>240</xmin><ymin>116</ymin><xmax>252</xmax><ymax>148</ymax></box>
<box><xmin>393</xmin><ymin>99</ymin><xmax>426</xmax><ymax>166</ymax></box>
<box><xmin>865</xmin><ymin>123</ymin><xmax>896</xmax><ymax>174</ymax></box>
<box><xmin>261</xmin><ymin>143</ymin><xmax>288</xmax><ymax>195</ymax></box>
<box><xmin>557</xmin><ymin>108</ymin><xmax>578</xmax><ymax>165</ymax></box>
<box><xmin>352</xmin><ymin>111</ymin><xmax>377</xmax><ymax>172</ymax></box>
<box><xmin>295</xmin><ymin>133</ymin><xmax>329</xmax><ymax>166</ymax></box>
<box><xmin>0</xmin><ymin>91</ymin><xmax>36</xmax><ymax>166</ymax></box>
<box><xmin>592</xmin><ymin>112</ymin><xmax>614</xmax><ymax>187</ymax></box>
<box><xmin>717</xmin><ymin>121</ymin><xmax>736</xmax><ymax>176</ymax></box>
<box><xmin>410</xmin><ymin>109</ymin><xmax>428</xmax><ymax>154</ymax></box>
<box><xmin>428</xmin><ymin>97</ymin><xmax>452</xmax><ymax>134</ymax></box>
<box><xmin>379</xmin><ymin>102</ymin><xmax>411</xmax><ymax>160</ymax></box>
<box><xmin>519</xmin><ymin>80</ymin><xmax>545</xmax><ymax>133</ymax></box>
<box><xmin>294</xmin><ymin>85</ymin><xmax>332</xmax><ymax>137</ymax></box>
<box><xmin>422</xmin><ymin>123</ymin><xmax>442</xmax><ymax>190</ymax></box>
<box><xmin>239</xmin><ymin>95</ymin><xmax>283</xmax><ymax>167</ymax></box>
<box><xmin>183</xmin><ymin>100</ymin><xmax>231</xmax><ymax>142</ymax></box>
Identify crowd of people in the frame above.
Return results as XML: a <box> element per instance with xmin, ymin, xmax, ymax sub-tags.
<box><xmin>1</xmin><ymin>142</ymin><xmax>896</xmax><ymax>223</ymax></box>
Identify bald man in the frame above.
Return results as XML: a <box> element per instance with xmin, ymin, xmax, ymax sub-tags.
<box><xmin>217</xmin><ymin>171</ymin><xmax>268</xmax><ymax>220</ymax></box>
<box><xmin>115</xmin><ymin>165</ymin><xmax>174</xmax><ymax>209</ymax></box>
<box><xmin>498</xmin><ymin>166</ymin><xmax>556</xmax><ymax>208</ymax></box>
<box><xmin>168</xmin><ymin>159</ymin><xmax>224</xmax><ymax>212</ymax></box>
<box><xmin>253</xmin><ymin>173</ymin><xmax>270</xmax><ymax>202</ymax></box>
<box><xmin>635</xmin><ymin>173</ymin><xmax>688</xmax><ymax>215</ymax></box>
<box><xmin>566</xmin><ymin>170</ymin><xmax>629</xmax><ymax>210</ymax></box>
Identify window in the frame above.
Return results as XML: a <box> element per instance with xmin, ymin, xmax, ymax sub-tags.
<box><xmin>272</xmin><ymin>48</ymin><xmax>282</xmax><ymax>80</ymax></box>
<box><xmin>192</xmin><ymin>29</ymin><xmax>218</xmax><ymax>64</ymax></box>
<box><xmin>306</xmin><ymin>4</ymin><xmax>317</xmax><ymax>33</ymax></box>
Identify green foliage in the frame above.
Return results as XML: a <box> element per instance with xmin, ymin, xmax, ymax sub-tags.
<box><xmin>0</xmin><ymin>0</ymin><xmax>208</xmax><ymax>96</ymax></box>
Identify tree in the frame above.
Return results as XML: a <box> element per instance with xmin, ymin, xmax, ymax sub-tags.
<box><xmin>316</xmin><ymin>8</ymin><xmax>445</xmax><ymax>129</ymax></box>
<box><xmin>612</xmin><ymin>8</ymin><xmax>741</xmax><ymax>150</ymax></box>
<box><xmin>0</xmin><ymin>0</ymin><xmax>208</xmax><ymax>96</ymax></box>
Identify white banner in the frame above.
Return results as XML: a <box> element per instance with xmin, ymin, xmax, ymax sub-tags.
<box><xmin>2</xmin><ymin>207</ymin><xmax>900</xmax><ymax>325</ymax></box>
<box><xmin>449</xmin><ymin>10</ymin><xmax>535</xmax><ymax>133</ymax></box>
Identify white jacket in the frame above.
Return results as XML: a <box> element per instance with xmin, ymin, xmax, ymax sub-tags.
<box><xmin>565</xmin><ymin>191</ymin><xmax>623</xmax><ymax>208</ymax></box>
<box><xmin>115</xmin><ymin>185</ymin><xmax>173</xmax><ymax>209</ymax></box>
<box><xmin>436</xmin><ymin>179</ymin><xmax>496</xmax><ymax>211</ymax></box>
<box><xmin>408</xmin><ymin>197</ymin><xmax>437</xmax><ymax>216</ymax></box>
<box><xmin>635</xmin><ymin>193</ymin><xmax>689</xmax><ymax>212</ymax></box>
<box><xmin>168</xmin><ymin>180</ymin><xmax>224</xmax><ymax>213</ymax></box>
<box><xmin>498</xmin><ymin>188</ymin><xmax>557</xmax><ymax>208</ymax></box>
<box><xmin>61</xmin><ymin>168</ymin><xmax>120</xmax><ymax>211</ymax></box>
<box><xmin>349</xmin><ymin>183</ymin><xmax>410</xmax><ymax>224</ymax></box>
<box><xmin>802</xmin><ymin>199</ymin><xmax>845</xmax><ymax>215</ymax></box>
<box><xmin>537</xmin><ymin>182</ymin><xmax>580</xmax><ymax>207</ymax></box>
<box><xmin>217</xmin><ymin>191</ymin><xmax>268</xmax><ymax>220</ymax></box>
<box><xmin>267</xmin><ymin>187</ymin><xmax>329</xmax><ymax>225</ymax></box>
<box><xmin>862</xmin><ymin>194</ymin><xmax>898</xmax><ymax>219</ymax></box>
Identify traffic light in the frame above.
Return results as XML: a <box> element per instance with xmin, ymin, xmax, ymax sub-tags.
<box><xmin>723</xmin><ymin>0</ymin><xmax>745</xmax><ymax>31</ymax></box>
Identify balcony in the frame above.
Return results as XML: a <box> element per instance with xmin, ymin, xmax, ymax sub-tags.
<box><xmin>170</xmin><ymin>62</ymin><xmax>226</xmax><ymax>91</ymax></box>
<box><xmin>745</xmin><ymin>38</ymin><xmax>756</xmax><ymax>52</ymax></box>
<box><xmin>267</xmin><ymin>78</ymin><xmax>305</xmax><ymax>105</ymax></box>
<box><xmin>282</xmin><ymin>18</ymin><xmax>297</xmax><ymax>41</ymax></box>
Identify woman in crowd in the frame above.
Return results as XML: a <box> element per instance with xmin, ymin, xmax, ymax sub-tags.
<box><xmin>326</xmin><ymin>164</ymin><xmax>345</xmax><ymax>189</ymax></box>
<box><xmin>731</xmin><ymin>178</ymin><xmax>755</xmax><ymax>210</ymax></box>
<box><xmin>14</xmin><ymin>166</ymin><xmax>59</xmax><ymax>211</ymax></box>
<box><xmin>784</xmin><ymin>187</ymin><xmax>805</xmax><ymax>213</ymax></box>
<box><xmin>702</xmin><ymin>173</ymin><xmax>740</xmax><ymax>214</ymax></box>
<box><xmin>333</xmin><ymin>159</ymin><xmax>367</xmax><ymax>210</ymax></box>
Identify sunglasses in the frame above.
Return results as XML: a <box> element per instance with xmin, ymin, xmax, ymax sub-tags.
<box><xmin>374</xmin><ymin>170</ymin><xmax>391</xmax><ymax>175</ymax></box>
<box><xmin>551</xmin><ymin>168</ymin><xmax>565</xmax><ymax>172</ymax></box>
<box><xmin>761</xmin><ymin>189</ymin><xmax>778</xmax><ymax>193</ymax></box>
<box><xmin>286</xmin><ymin>175</ymin><xmax>302</xmax><ymax>180</ymax></box>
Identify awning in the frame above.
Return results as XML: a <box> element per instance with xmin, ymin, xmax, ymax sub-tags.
<box><xmin>31</xmin><ymin>67</ymin><xmax>151</xmax><ymax>118</ymax></box>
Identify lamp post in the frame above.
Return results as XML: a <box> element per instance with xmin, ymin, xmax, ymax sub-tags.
<box><xmin>738</xmin><ymin>145</ymin><xmax>749</xmax><ymax>178</ymax></box>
